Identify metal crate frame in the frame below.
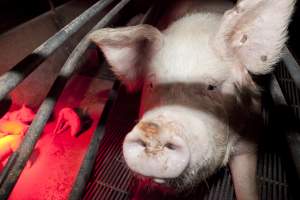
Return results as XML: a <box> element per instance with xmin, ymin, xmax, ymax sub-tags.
<box><xmin>0</xmin><ymin>0</ymin><xmax>299</xmax><ymax>199</ymax></box>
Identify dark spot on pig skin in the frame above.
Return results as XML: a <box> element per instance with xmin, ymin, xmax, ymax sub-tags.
<box><xmin>150</xmin><ymin>83</ymin><xmax>154</xmax><ymax>89</ymax></box>
<box><xmin>139</xmin><ymin>122</ymin><xmax>159</xmax><ymax>136</ymax></box>
<box><xmin>240</xmin><ymin>34</ymin><xmax>247</xmax><ymax>44</ymax></box>
<box><xmin>260</xmin><ymin>55</ymin><xmax>267</xmax><ymax>62</ymax></box>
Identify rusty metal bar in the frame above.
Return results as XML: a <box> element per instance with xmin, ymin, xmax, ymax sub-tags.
<box><xmin>0</xmin><ymin>0</ymin><xmax>132</xmax><ymax>198</ymax></box>
<box><xmin>0</xmin><ymin>0</ymin><xmax>116</xmax><ymax>101</ymax></box>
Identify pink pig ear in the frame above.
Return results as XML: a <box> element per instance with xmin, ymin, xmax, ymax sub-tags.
<box><xmin>213</xmin><ymin>0</ymin><xmax>295</xmax><ymax>75</ymax></box>
<box><xmin>89</xmin><ymin>24</ymin><xmax>162</xmax><ymax>91</ymax></box>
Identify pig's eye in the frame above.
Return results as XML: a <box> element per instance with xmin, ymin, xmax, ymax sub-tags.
<box><xmin>207</xmin><ymin>84</ymin><xmax>216</xmax><ymax>90</ymax></box>
<box><xmin>165</xmin><ymin>143</ymin><xmax>177</xmax><ymax>150</ymax></box>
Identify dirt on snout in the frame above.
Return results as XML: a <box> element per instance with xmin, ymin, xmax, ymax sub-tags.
<box><xmin>138</xmin><ymin>122</ymin><xmax>160</xmax><ymax>137</ymax></box>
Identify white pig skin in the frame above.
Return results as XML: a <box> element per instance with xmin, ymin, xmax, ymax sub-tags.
<box><xmin>89</xmin><ymin>0</ymin><xmax>295</xmax><ymax>199</ymax></box>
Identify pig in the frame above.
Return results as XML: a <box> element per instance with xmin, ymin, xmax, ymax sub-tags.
<box><xmin>89</xmin><ymin>0</ymin><xmax>295</xmax><ymax>199</ymax></box>
<box><xmin>52</xmin><ymin>107</ymin><xmax>81</xmax><ymax>136</ymax></box>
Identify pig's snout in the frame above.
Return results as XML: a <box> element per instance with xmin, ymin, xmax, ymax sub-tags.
<box><xmin>123</xmin><ymin>122</ymin><xmax>190</xmax><ymax>179</ymax></box>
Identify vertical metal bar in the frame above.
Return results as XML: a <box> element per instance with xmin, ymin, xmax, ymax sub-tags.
<box><xmin>68</xmin><ymin>82</ymin><xmax>120</xmax><ymax>200</ymax></box>
<box><xmin>68</xmin><ymin>4</ymin><xmax>160</xmax><ymax>199</ymax></box>
<box><xmin>269</xmin><ymin>75</ymin><xmax>300</xmax><ymax>179</ymax></box>
<box><xmin>0</xmin><ymin>1</ymin><xmax>131</xmax><ymax>199</ymax></box>
<box><xmin>282</xmin><ymin>46</ymin><xmax>300</xmax><ymax>90</ymax></box>
<box><xmin>0</xmin><ymin>0</ymin><xmax>116</xmax><ymax>101</ymax></box>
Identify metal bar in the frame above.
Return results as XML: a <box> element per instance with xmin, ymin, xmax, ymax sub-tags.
<box><xmin>0</xmin><ymin>0</ymin><xmax>116</xmax><ymax>101</ymax></box>
<box><xmin>68</xmin><ymin>82</ymin><xmax>120</xmax><ymax>200</ymax></box>
<box><xmin>0</xmin><ymin>153</ymin><xmax>18</xmax><ymax>186</ymax></box>
<box><xmin>0</xmin><ymin>1</ymin><xmax>131</xmax><ymax>198</ymax></box>
<box><xmin>269</xmin><ymin>75</ymin><xmax>300</xmax><ymax>179</ymax></box>
<box><xmin>278</xmin><ymin>47</ymin><xmax>300</xmax><ymax>180</ymax></box>
<box><xmin>68</xmin><ymin>5</ymin><xmax>159</xmax><ymax>199</ymax></box>
<box><xmin>282</xmin><ymin>46</ymin><xmax>300</xmax><ymax>91</ymax></box>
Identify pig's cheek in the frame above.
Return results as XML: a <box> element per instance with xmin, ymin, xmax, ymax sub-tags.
<box><xmin>140</xmin><ymin>83</ymin><xmax>157</xmax><ymax>114</ymax></box>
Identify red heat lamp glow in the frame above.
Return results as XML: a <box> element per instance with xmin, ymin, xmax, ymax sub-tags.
<box><xmin>0</xmin><ymin>105</ymin><xmax>83</xmax><ymax>171</ymax></box>
<box><xmin>0</xmin><ymin>74</ymin><xmax>112</xmax><ymax>199</ymax></box>
<box><xmin>0</xmin><ymin>105</ymin><xmax>35</xmax><ymax>169</ymax></box>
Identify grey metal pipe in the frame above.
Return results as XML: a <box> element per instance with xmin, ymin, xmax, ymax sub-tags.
<box><xmin>0</xmin><ymin>0</ymin><xmax>116</xmax><ymax>101</ymax></box>
<box><xmin>269</xmin><ymin>75</ymin><xmax>300</xmax><ymax>180</ymax></box>
<box><xmin>282</xmin><ymin>46</ymin><xmax>300</xmax><ymax>91</ymax></box>
<box><xmin>0</xmin><ymin>0</ymin><xmax>131</xmax><ymax>199</ymax></box>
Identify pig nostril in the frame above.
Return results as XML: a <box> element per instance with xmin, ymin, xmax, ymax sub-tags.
<box><xmin>136</xmin><ymin>139</ymin><xmax>147</xmax><ymax>148</ymax></box>
<box><xmin>123</xmin><ymin>133</ymin><xmax>190</xmax><ymax>179</ymax></box>
<box><xmin>165</xmin><ymin>142</ymin><xmax>177</xmax><ymax>150</ymax></box>
<box><xmin>207</xmin><ymin>84</ymin><xmax>216</xmax><ymax>90</ymax></box>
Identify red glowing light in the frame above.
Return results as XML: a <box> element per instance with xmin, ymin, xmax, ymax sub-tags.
<box><xmin>8</xmin><ymin>75</ymin><xmax>112</xmax><ymax>200</ymax></box>
<box><xmin>2</xmin><ymin>104</ymin><xmax>35</xmax><ymax>124</ymax></box>
<box><xmin>0</xmin><ymin>105</ymin><xmax>35</xmax><ymax>167</ymax></box>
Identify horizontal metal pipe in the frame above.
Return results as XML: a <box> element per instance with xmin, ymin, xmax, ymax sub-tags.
<box><xmin>0</xmin><ymin>0</ymin><xmax>131</xmax><ymax>198</ymax></box>
<box><xmin>0</xmin><ymin>0</ymin><xmax>115</xmax><ymax>101</ymax></box>
<box><xmin>68</xmin><ymin>5</ymin><xmax>160</xmax><ymax>199</ymax></box>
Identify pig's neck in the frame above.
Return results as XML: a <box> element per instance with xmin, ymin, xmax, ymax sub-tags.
<box><xmin>150</xmin><ymin>11</ymin><xmax>231</xmax><ymax>86</ymax></box>
<box><xmin>157</xmin><ymin>0</ymin><xmax>233</xmax><ymax>30</ymax></box>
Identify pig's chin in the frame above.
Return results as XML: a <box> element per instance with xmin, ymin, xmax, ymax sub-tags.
<box><xmin>133</xmin><ymin>160</ymin><xmax>220</xmax><ymax>192</ymax></box>
<box><xmin>164</xmin><ymin>164</ymin><xmax>217</xmax><ymax>191</ymax></box>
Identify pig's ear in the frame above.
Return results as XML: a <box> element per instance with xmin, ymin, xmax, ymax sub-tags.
<box><xmin>89</xmin><ymin>24</ymin><xmax>162</xmax><ymax>91</ymax></box>
<box><xmin>214</xmin><ymin>0</ymin><xmax>295</xmax><ymax>74</ymax></box>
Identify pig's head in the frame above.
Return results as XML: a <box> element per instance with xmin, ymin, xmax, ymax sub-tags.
<box><xmin>90</xmin><ymin>0</ymin><xmax>295</xmax><ymax>190</ymax></box>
